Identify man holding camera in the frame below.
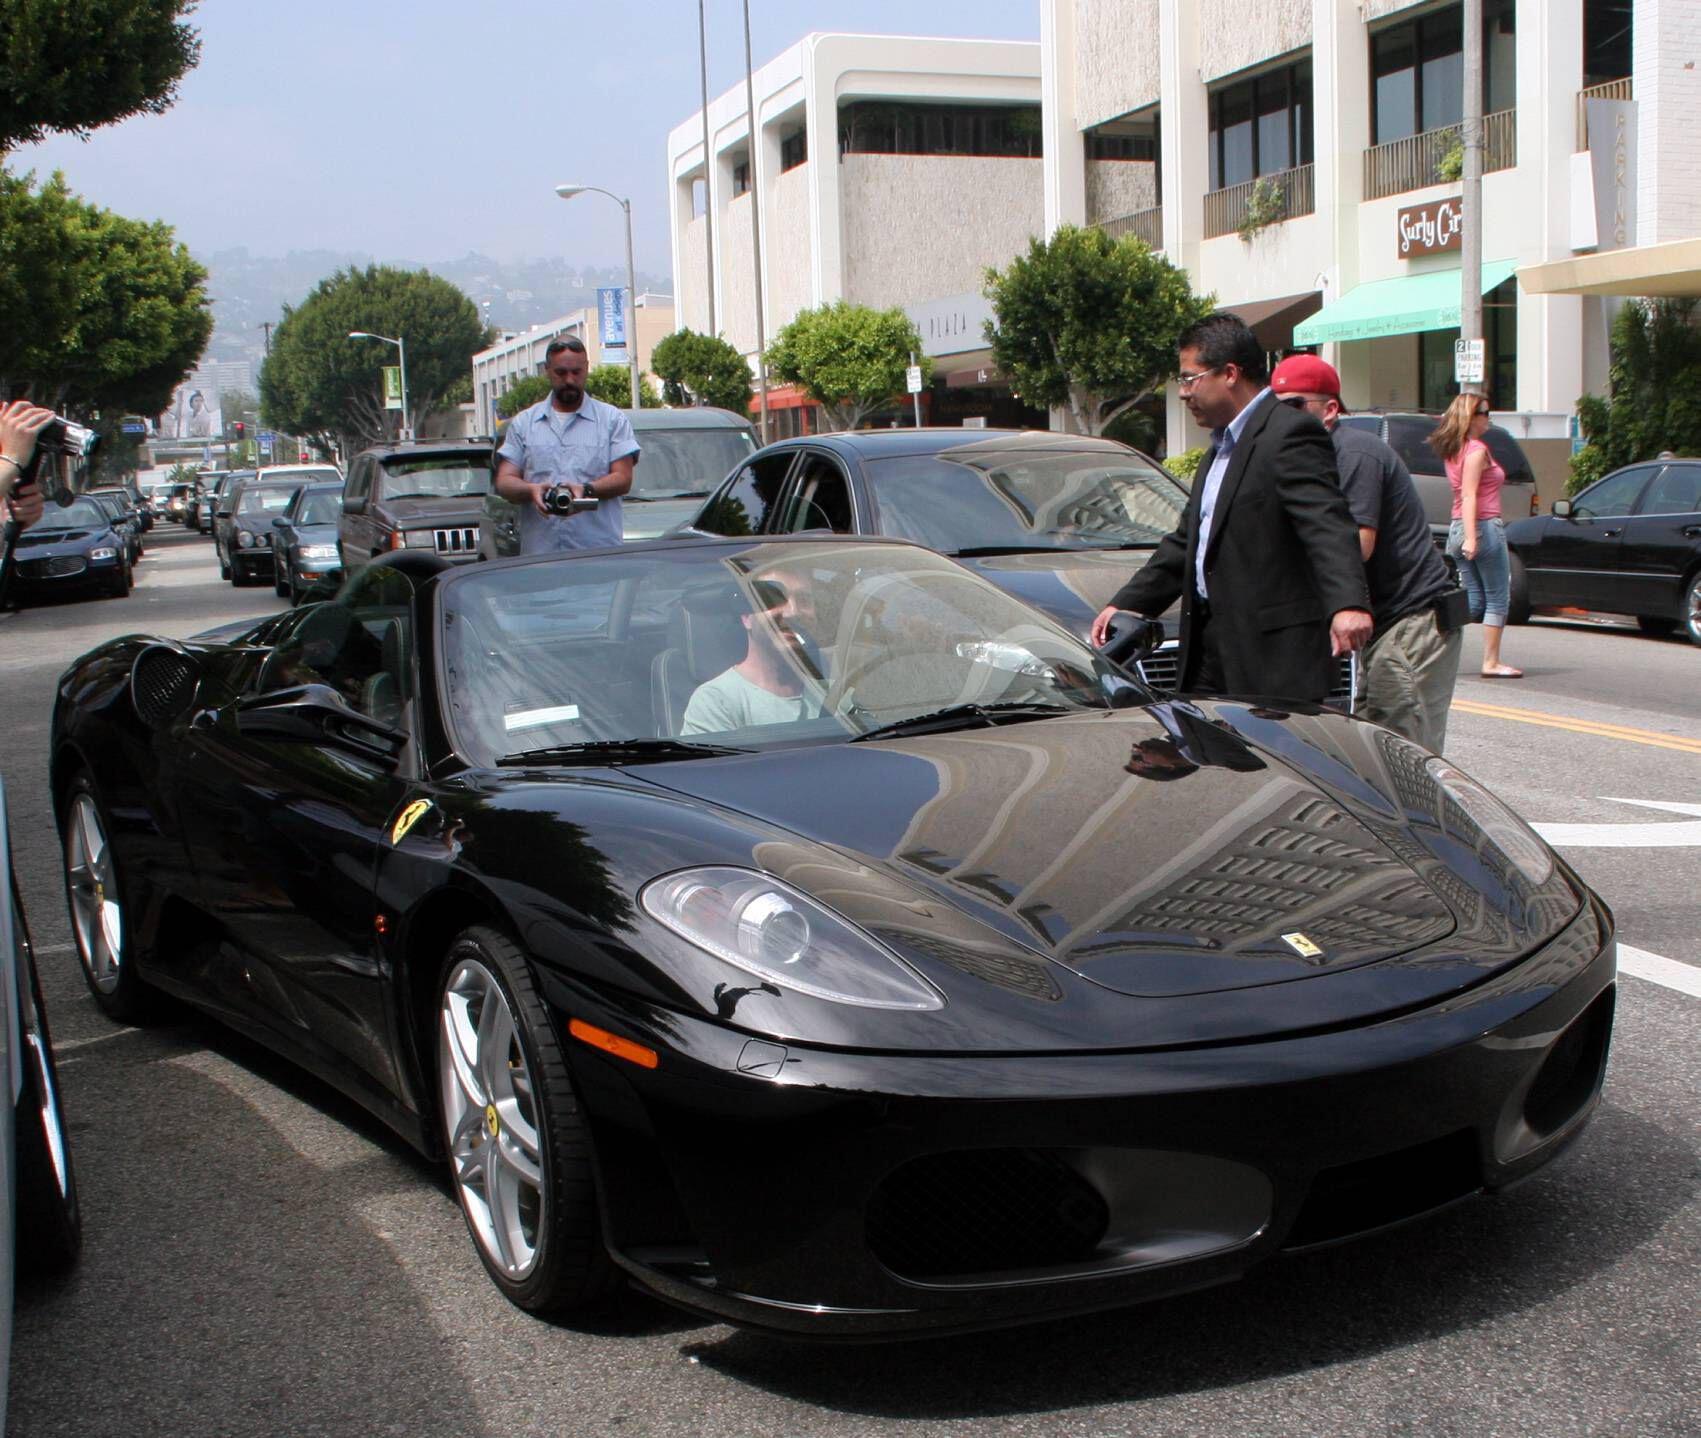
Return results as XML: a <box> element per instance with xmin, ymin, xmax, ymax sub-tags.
<box><xmin>1</xmin><ymin>400</ymin><xmax>54</xmax><ymax>532</ymax></box>
<box><xmin>493</xmin><ymin>337</ymin><xmax>639</xmax><ymax>555</ymax></box>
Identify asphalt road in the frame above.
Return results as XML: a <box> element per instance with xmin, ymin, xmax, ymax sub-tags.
<box><xmin>3</xmin><ymin>525</ymin><xmax>1697</xmax><ymax>1437</ymax></box>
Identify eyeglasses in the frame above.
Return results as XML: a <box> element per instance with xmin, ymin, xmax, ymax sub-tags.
<box><xmin>1176</xmin><ymin>366</ymin><xmax>1222</xmax><ymax>392</ymax></box>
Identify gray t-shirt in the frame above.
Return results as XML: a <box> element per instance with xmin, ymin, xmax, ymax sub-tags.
<box><xmin>681</xmin><ymin>667</ymin><xmax>821</xmax><ymax>735</ymax></box>
<box><xmin>496</xmin><ymin>394</ymin><xmax>639</xmax><ymax>553</ymax></box>
<box><xmin>1330</xmin><ymin>423</ymin><xmax>1452</xmax><ymax>625</ymax></box>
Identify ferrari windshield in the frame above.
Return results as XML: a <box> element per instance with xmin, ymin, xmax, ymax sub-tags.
<box><xmin>439</xmin><ymin>540</ymin><xmax>1122</xmax><ymax>766</ymax></box>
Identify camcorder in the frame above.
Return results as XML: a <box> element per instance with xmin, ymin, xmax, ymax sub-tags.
<box><xmin>18</xmin><ymin>415</ymin><xmax>100</xmax><ymax>486</ymax></box>
<box><xmin>541</xmin><ymin>484</ymin><xmax>599</xmax><ymax>516</ymax></box>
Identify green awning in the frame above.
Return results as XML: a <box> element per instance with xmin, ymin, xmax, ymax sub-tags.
<box><xmin>1293</xmin><ymin>260</ymin><xmax>1518</xmax><ymax>345</ymax></box>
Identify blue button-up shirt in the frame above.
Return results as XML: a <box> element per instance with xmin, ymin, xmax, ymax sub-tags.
<box><xmin>496</xmin><ymin>393</ymin><xmax>640</xmax><ymax>552</ymax></box>
<box><xmin>1194</xmin><ymin>387</ymin><xmax>1270</xmax><ymax>600</ymax></box>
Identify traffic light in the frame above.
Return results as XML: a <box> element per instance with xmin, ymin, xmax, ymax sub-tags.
<box><xmin>234</xmin><ymin>421</ymin><xmax>246</xmax><ymax>439</ymax></box>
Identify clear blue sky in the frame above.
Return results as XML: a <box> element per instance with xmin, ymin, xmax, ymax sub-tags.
<box><xmin>9</xmin><ymin>0</ymin><xmax>1039</xmax><ymax>277</ymax></box>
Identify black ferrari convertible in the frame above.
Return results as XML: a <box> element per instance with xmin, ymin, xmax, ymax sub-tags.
<box><xmin>50</xmin><ymin>536</ymin><xmax>1614</xmax><ymax>1337</ymax></box>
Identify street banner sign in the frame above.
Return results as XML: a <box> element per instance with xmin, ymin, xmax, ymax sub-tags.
<box><xmin>1453</xmin><ymin>338</ymin><xmax>1485</xmax><ymax>385</ymax></box>
<box><xmin>382</xmin><ymin>366</ymin><xmax>403</xmax><ymax>411</ymax></box>
<box><xmin>598</xmin><ymin>287</ymin><xmax>627</xmax><ymax>348</ymax></box>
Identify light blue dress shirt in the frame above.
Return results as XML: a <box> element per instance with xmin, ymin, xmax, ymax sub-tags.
<box><xmin>496</xmin><ymin>394</ymin><xmax>640</xmax><ymax>552</ymax></box>
<box><xmin>1194</xmin><ymin>387</ymin><xmax>1270</xmax><ymax>600</ymax></box>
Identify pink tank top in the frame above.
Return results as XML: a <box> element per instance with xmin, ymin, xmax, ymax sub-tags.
<box><xmin>1448</xmin><ymin>438</ymin><xmax>1504</xmax><ymax>519</ymax></box>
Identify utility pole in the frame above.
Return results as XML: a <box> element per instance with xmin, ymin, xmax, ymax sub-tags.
<box><xmin>698</xmin><ymin>0</ymin><xmax>717</xmax><ymax>339</ymax></box>
<box><xmin>742</xmin><ymin>0</ymin><xmax>770</xmax><ymax>444</ymax></box>
<box><xmin>1459</xmin><ymin>0</ymin><xmax>1484</xmax><ymax>397</ymax></box>
<box><xmin>261</xmin><ymin>321</ymin><xmax>273</xmax><ymax>354</ymax></box>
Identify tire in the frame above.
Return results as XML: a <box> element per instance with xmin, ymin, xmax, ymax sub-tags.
<box><xmin>230</xmin><ymin>559</ymin><xmax>251</xmax><ymax>587</ymax></box>
<box><xmin>12</xmin><ymin>932</ymin><xmax>82</xmax><ymax>1276</ymax></box>
<box><xmin>1637</xmin><ymin>615</ymin><xmax>1677</xmax><ymax>637</ymax></box>
<box><xmin>274</xmin><ymin>562</ymin><xmax>290</xmax><ymax>598</ymax></box>
<box><xmin>1505</xmin><ymin>550</ymin><xmax>1531</xmax><ymax>626</ymax></box>
<box><xmin>61</xmin><ymin>776</ymin><xmax>156</xmax><ymax>1023</ymax></box>
<box><xmin>437</xmin><ymin>925</ymin><xmax>615</xmax><ymax>1314</ymax></box>
<box><xmin>218</xmin><ymin>545</ymin><xmax>231</xmax><ymax>581</ymax></box>
<box><xmin>1684</xmin><ymin>572</ymin><xmax>1701</xmax><ymax>648</ymax></box>
<box><xmin>107</xmin><ymin>562</ymin><xmax>132</xmax><ymax>599</ymax></box>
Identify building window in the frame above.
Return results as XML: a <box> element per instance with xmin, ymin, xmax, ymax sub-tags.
<box><xmin>691</xmin><ymin>176</ymin><xmax>707</xmax><ymax>217</ymax></box>
<box><xmin>1208</xmin><ymin>61</ymin><xmax>1312</xmax><ymax>191</ymax></box>
<box><xmin>1085</xmin><ymin>121</ymin><xmax>1157</xmax><ymax>162</ymax></box>
<box><xmin>1372</xmin><ymin>0</ymin><xmax>1516</xmax><ymax>145</ymax></box>
<box><xmin>731</xmin><ymin>159</ymin><xmax>750</xmax><ymax>197</ymax></box>
<box><xmin>1418</xmin><ymin>278</ymin><xmax>1518</xmax><ymax>411</ymax></box>
<box><xmin>837</xmin><ymin>101</ymin><xmax>1043</xmax><ymax>159</ymax></box>
<box><xmin>1584</xmin><ymin>0</ymin><xmax>1632</xmax><ymax>88</ymax></box>
<box><xmin>780</xmin><ymin>130</ymin><xmax>807</xmax><ymax>171</ymax></box>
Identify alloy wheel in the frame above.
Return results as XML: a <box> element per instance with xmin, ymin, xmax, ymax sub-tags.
<box><xmin>439</xmin><ymin>958</ymin><xmax>546</xmax><ymax>1280</ymax></box>
<box><xmin>65</xmin><ymin>793</ymin><xmax>123</xmax><ymax>994</ymax></box>
<box><xmin>1686</xmin><ymin>574</ymin><xmax>1701</xmax><ymax>646</ymax></box>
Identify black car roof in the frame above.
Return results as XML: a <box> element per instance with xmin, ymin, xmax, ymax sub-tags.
<box><xmin>759</xmin><ymin>428</ymin><xmax>1138</xmax><ymax>462</ymax></box>
<box><xmin>627</xmin><ymin>407</ymin><xmax>753</xmax><ymax>432</ymax></box>
<box><xmin>355</xmin><ymin>439</ymin><xmax>492</xmax><ymax>460</ymax></box>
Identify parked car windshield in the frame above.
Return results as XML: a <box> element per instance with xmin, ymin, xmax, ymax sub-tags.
<box><xmin>238</xmin><ymin>484</ymin><xmax>301</xmax><ymax>515</ymax></box>
<box><xmin>42</xmin><ymin>499</ymin><xmax>109</xmax><ymax>531</ymax></box>
<box><xmin>630</xmin><ymin>429</ymin><xmax>756</xmax><ymax>499</ymax></box>
<box><xmin>864</xmin><ymin>451</ymin><xmax>1187</xmax><ymax>552</ymax></box>
<box><xmin>294</xmin><ymin>490</ymin><xmax>344</xmax><ymax>526</ymax></box>
<box><xmin>439</xmin><ymin>541</ymin><xmax>1118</xmax><ymax>766</ymax></box>
<box><xmin>378</xmin><ymin>456</ymin><xmax>489</xmax><ymax>499</ymax></box>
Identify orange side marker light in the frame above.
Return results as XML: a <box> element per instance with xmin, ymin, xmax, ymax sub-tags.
<box><xmin>568</xmin><ymin>1018</ymin><xmax>659</xmax><ymax>1070</ymax></box>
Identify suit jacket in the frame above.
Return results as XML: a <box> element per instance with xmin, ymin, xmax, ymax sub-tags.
<box><xmin>1111</xmin><ymin>392</ymin><xmax>1370</xmax><ymax>702</ymax></box>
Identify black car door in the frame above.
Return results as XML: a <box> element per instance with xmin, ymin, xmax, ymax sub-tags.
<box><xmin>1524</xmin><ymin>464</ymin><xmax>1657</xmax><ymax>609</ymax></box>
<box><xmin>1615</xmin><ymin>462</ymin><xmax>1701</xmax><ymax>618</ymax></box>
<box><xmin>176</xmin><ymin>567</ymin><xmax>421</xmax><ymax>1100</ymax></box>
<box><xmin>771</xmin><ymin>449</ymin><xmax>860</xmax><ymax>534</ymax></box>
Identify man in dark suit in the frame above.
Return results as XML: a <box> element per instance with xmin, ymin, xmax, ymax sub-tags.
<box><xmin>1090</xmin><ymin>315</ymin><xmax>1373</xmax><ymax>702</ymax></box>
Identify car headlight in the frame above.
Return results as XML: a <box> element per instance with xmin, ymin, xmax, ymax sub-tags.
<box><xmin>1424</xmin><ymin>756</ymin><xmax>1553</xmax><ymax>884</ymax></box>
<box><xmin>641</xmin><ymin>867</ymin><xmax>944</xmax><ymax>1011</ymax></box>
<box><xmin>237</xmin><ymin>530</ymin><xmax>255</xmax><ymax>548</ymax></box>
<box><xmin>89</xmin><ymin>546</ymin><xmax>117</xmax><ymax>561</ymax></box>
<box><xmin>404</xmin><ymin>530</ymin><xmax>439</xmax><ymax>548</ymax></box>
<box><xmin>300</xmin><ymin>544</ymin><xmax>339</xmax><ymax>561</ymax></box>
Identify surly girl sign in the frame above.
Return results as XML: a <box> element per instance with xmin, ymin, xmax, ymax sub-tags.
<box><xmin>1397</xmin><ymin>196</ymin><xmax>1463</xmax><ymax>258</ymax></box>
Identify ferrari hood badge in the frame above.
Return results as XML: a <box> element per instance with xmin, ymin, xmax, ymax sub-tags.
<box><xmin>1281</xmin><ymin>932</ymin><xmax>1324</xmax><ymax>959</ymax></box>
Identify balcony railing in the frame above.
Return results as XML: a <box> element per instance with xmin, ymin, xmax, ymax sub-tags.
<box><xmin>1097</xmin><ymin>205</ymin><xmax>1164</xmax><ymax>250</ymax></box>
<box><xmin>1362</xmin><ymin>109</ymin><xmax>1515</xmax><ymax>201</ymax></box>
<box><xmin>1576</xmin><ymin>77</ymin><xmax>1632</xmax><ymax>151</ymax></box>
<box><xmin>1203</xmin><ymin>164</ymin><xmax>1314</xmax><ymax>240</ymax></box>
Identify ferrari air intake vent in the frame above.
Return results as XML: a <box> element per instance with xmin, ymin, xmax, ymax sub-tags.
<box><xmin>131</xmin><ymin>646</ymin><xmax>199</xmax><ymax>730</ymax></box>
<box><xmin>866</xmin><ymin>1148</ymin><xmax>1109</xmax><ymax>1281</ymax></box>
<box><xmin>1284</xmin><ymin>1128</ymin><xmax>1481</xmax><ymax>1249</ymax></box>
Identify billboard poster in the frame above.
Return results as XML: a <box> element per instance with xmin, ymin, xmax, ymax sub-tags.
<box><xmin>156</xmin><ymin>379</ymin><xmax>223</xmax><ymax>440</ymax></box>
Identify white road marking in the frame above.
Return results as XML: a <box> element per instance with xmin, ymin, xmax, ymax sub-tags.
<box><xmin>1619</xmin><ymin>945</ymin><xmax>1701</xmax><ymax>999</ymax></box>
<box><xmin>32</xmin><ymin>942</ymin><xmax>75</xmax><ymax>956</ymax></box>
<box><xmin>1531</xmin><ymin>798</ymin><xmax>1701</xmax><ymax>848</ymax></box>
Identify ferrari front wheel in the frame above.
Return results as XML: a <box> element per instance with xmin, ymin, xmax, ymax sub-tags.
<box><xmin>437</xmin><ymin>925</ymin><xmax>614</xmax><ymax>1313</ymax></box>
<box><xmin>62</xmin><ymin>777</ymin><xmax>154</xmax><ymax>1022</ymax></box>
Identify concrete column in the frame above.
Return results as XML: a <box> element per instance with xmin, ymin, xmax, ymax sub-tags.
<box><xmin>1041</xmin><ymin>0</ymin><xmax>1088</xmax><ymax>234</ymax></box>
<box><xmin>1161</xmin><ymin>0</ymin><xmax>1209</xmax><ymax>455</ymax></box>
<box><xmin>1314</xmin><ymin>0</ymin><xmax>1374</xmax><ymax>407</ymax></box>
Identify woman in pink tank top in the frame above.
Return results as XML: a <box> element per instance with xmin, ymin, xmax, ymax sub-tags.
<box><xmin>1432</xmin><ymin>393</ymin><xmax>1521</xmax><ymax>677</ymax></box>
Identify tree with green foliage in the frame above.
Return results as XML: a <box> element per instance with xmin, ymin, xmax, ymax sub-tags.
<box><xmin>496</xmin><ymin>374</ymin><xmax>551</xmax><ymax>418</ymax></box>
<box><xmin>651</xmin><ymin>328</ymin><xmax>753</xmax><ymax>413</ymax></box>
<box><xmin>765</xmin><ymin>301</ymin><xmax>928</xmax><ymax>431</ymax></box>
<box><xmin>0</xmin><ymin>168</ymin><xmax>211</xmax><ymax>415</ymax></box>
<box><xmin>259</xmin><ymin>265</ymin><xmax>486</xmax><ymax>453</ymax></box>
<box><xmin>984</xmin><ymin>224</ymin><xmax>1214</xmax><ymax>436</ymax></box>
<box><xmin>1570</xmin><ymin>298</ymin><xmax>1701</xmax><ymax>494</ymax></box>
<box><xmin>585</xmin><ymin>364</ymin><xmax>660</xmax><ymax>409</ymax></box>
<box><xmin>0</xmin><ymin>0</ymin><xmax>201</xmax><ymax>153</ymax></box>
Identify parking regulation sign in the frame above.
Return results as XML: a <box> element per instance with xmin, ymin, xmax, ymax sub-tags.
<box><xmin>1453</xmin><ymin>338</ymin><xmax>1485</xmax><ymax>385</ymax></box>
<box><xmin>259</xmin><ymin>429</ymin><xmax>275</xmax><ymax>456</ymax></box>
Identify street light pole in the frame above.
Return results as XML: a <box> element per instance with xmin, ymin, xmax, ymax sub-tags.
<box><xmin>742</xmin><ymin>0</ymin><xmax>770</xmax><ymax>444</ymax></box>
<box><xmin>348</xmin><ymin>331</ymin><xmax>411</xmax><ymax>440</ymax></box>
<box><xmin>555</xmin><ymin>184</ymin><xmax>642</xmax><ymax>410</ymax></box>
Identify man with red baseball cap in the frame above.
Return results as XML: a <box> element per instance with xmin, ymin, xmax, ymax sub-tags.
<box><xmin>1270</xmin><ymin>354</ymin><xmax>1463</xmax><ymax>750</ymax></box>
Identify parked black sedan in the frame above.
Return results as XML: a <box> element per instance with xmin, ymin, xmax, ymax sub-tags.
<box><xmin>216</xmin><ymin>474</ymin><xmax>308</xmax><ymax>587</ymax></box>
<box><xmin>50</xmin><ymin>538</ymin><xmax>1614</xmax><ymax>1337</ymax></box>
<box><xmin>1505</xmin><ymin>457</ymin><xmax>1701</xmax><ymax>643</ymax></box>
<box><xmin>270</xmin><ymin>481</ymin><xmax>345</xmax><ymax>603</ymax></box>
<box><xmin>7</xmin><ymin>497</ymin><xmax>132</xmax><ymax>602</ymax></box>
<box><xmin>85</xmin><ymin>488</ymin><xmax>146</xmax><ymax>568</ymax></box>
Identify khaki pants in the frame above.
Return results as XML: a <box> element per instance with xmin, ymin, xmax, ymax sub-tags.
<box><xmin>1357</xmin><ymin>607</ymin><xmax>1463</xmax><ymax>752</ymax></box>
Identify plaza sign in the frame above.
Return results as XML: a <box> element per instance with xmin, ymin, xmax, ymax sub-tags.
<box><xmin>1396</xmin><ymin>196</ymin><xmax>1463</xmax><ymax>258</ymax></box>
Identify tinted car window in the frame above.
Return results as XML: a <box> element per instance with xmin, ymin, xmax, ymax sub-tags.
<box><xmin>1576</xmin><ymin>466</ymin><xmax>1656</xmax><ymax>518</ymax></box>
<box><xmin>631</xmin><ymin>429</ymin><xmax>756</xmax><ymax>498</ymax></box>
<box><xmin>1639</xmin><ymin>463</ymin><xmax>1701</xmax><ymax>515</ymax></box>
<box><xmin>1480</xmin><ymin>428</ymin><xmax>1534</xmax><ymax>485</ymax></box>
<box><xmin>377</xmin><ymin>456</ymin><xmax>490</xmax><ymax>499</ymax></box>
<box><xmin>699</xmin><ymin>455</ymin><xmax>792</xmax><ymax>535</ymax></box>
<box><xmin>779</xmin><ymin>454</ymin><xmax>854</xmax><ymax>533</ymax></box>
<box><xmin>1384</xmin><ymin>417</ymin><xmax>1444</xmax><ymax>476</ymax></box>
<box><xmin>293</xmin><ymin>490</ymin><xmax>345</xmax><ymax>526</ymax></box>
<box><xmin>864</xmin><ymin>451</ymin><xmax>1186</xmax><ymax>551</ymax></box>
<box><xmin>45</xmin><ymin>499</ymin><xmax>109</xmax><ymax>530</ymax></box>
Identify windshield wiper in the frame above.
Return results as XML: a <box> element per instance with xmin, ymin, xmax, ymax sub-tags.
<box><xmin>496</xmin><ymin>738</ymin><xmax>750</xmax><ymax>766</ymax></box>
<box><xmin>848</xmin><ymin>701</ymin><xmax>1076</xmax><ymax>743</ymax></box>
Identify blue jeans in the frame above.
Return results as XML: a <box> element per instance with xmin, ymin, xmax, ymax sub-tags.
<box><xmin>1447</xmin><ymin>517</ymin><xmax>1509</xmax><ymax>627</ymax></box>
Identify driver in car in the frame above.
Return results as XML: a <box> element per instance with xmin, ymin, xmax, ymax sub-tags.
<box><xmin>682</xmin><ymin>569</ymin><xmax>825</xmax><ymax>735</ymax></box>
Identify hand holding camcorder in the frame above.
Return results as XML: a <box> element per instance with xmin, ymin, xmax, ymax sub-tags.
<box><xmin>541</xmin><ymin>484</ymin><xmax>599</xmax><ymax>516</ymax></box>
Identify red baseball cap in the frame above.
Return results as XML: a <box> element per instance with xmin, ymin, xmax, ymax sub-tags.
<box><xmin>1270</xmin><ymin>353</ymin><xmax>1342</xmax><ymax>399</ymax></box>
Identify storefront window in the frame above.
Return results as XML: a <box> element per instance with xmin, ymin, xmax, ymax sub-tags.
<box><xmin>1372</xmin><ymin>1</ymin><xmax>1514</xmax><ymax>144</ymax></box>
<box><xmin>838</xmin><ymin>102</ymin><xmax>1043</xmax><ymax>159</ymax></box>
<box><xmin>1418</xmin><ymin>279</ymin><xmax>1518</xmax><ymax>412</ymax></box>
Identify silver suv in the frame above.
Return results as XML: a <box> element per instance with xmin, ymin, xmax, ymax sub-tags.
<box><xmin>1334</xmin><ymin>412</ymin><xmax>1538</xmax><ymax>542</ymax></box>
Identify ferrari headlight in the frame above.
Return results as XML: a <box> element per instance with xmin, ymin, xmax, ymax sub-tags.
<box><xmin>237</xmin><ymin>530</ymin><xmax>255</xmax><ymax>548</ymax></box>
<box><xmin>300</xmin><ymin>544</ymin><xmax>339</xmax><ymax>560</ymax></box>
<box><xmin>1424</xmin><ymin>757</ymin><xmax>1553</xmax><ymax>884</ymax></box>
<box><xmin>89</xmin><ymin>546</ymin><xmax>117</xmax><ymax>561</ymax></box>
<box><xmin>641</xmin><ymin>867</ymin><xmax>944</xmax><ymax>1011</ymax></box>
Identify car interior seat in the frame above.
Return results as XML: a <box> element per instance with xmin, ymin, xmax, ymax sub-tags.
<box><xmin>362</xmin><ymin>617</ymin><xmax>409</xmax><ymax>729</ymax></box>
<box><xmin>651</xmin><ymin>586</ymin><xmax>749</xmax><ymax>736</ymax></box>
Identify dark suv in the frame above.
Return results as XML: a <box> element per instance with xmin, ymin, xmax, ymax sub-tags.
<box><xmin>338</xmin><ymin>441</ymin><xmax>491</xmax><ymax>567</ymax></box>
<box><xmin>1334</xmin><ymin>412</ymin><xmax>1538</xmax><ymax>542</ymax></box>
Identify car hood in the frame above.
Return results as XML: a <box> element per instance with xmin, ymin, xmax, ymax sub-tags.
<box><xmin>14</xmin><ymin>526</ymin><xmax>114</xmax><ymax>555</ymax></box>
<box><xmin>380</xmin><ymin>496</ymin><xmax>487</xmax><ymax>526</ymax></box>
<box><xmin>623</xmin><ymin>495</ymin><xmax>707</xmax><ymax>541</ymax></box>
<box><xmin>950</xmin><ymin>548</ymin><xmax>1174</xmax><ymax>639</ymax></box>
<box><xmin>283</xmin><ymin>522</ymin><xmax>339</xmax><ymax>545</ymax></box>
